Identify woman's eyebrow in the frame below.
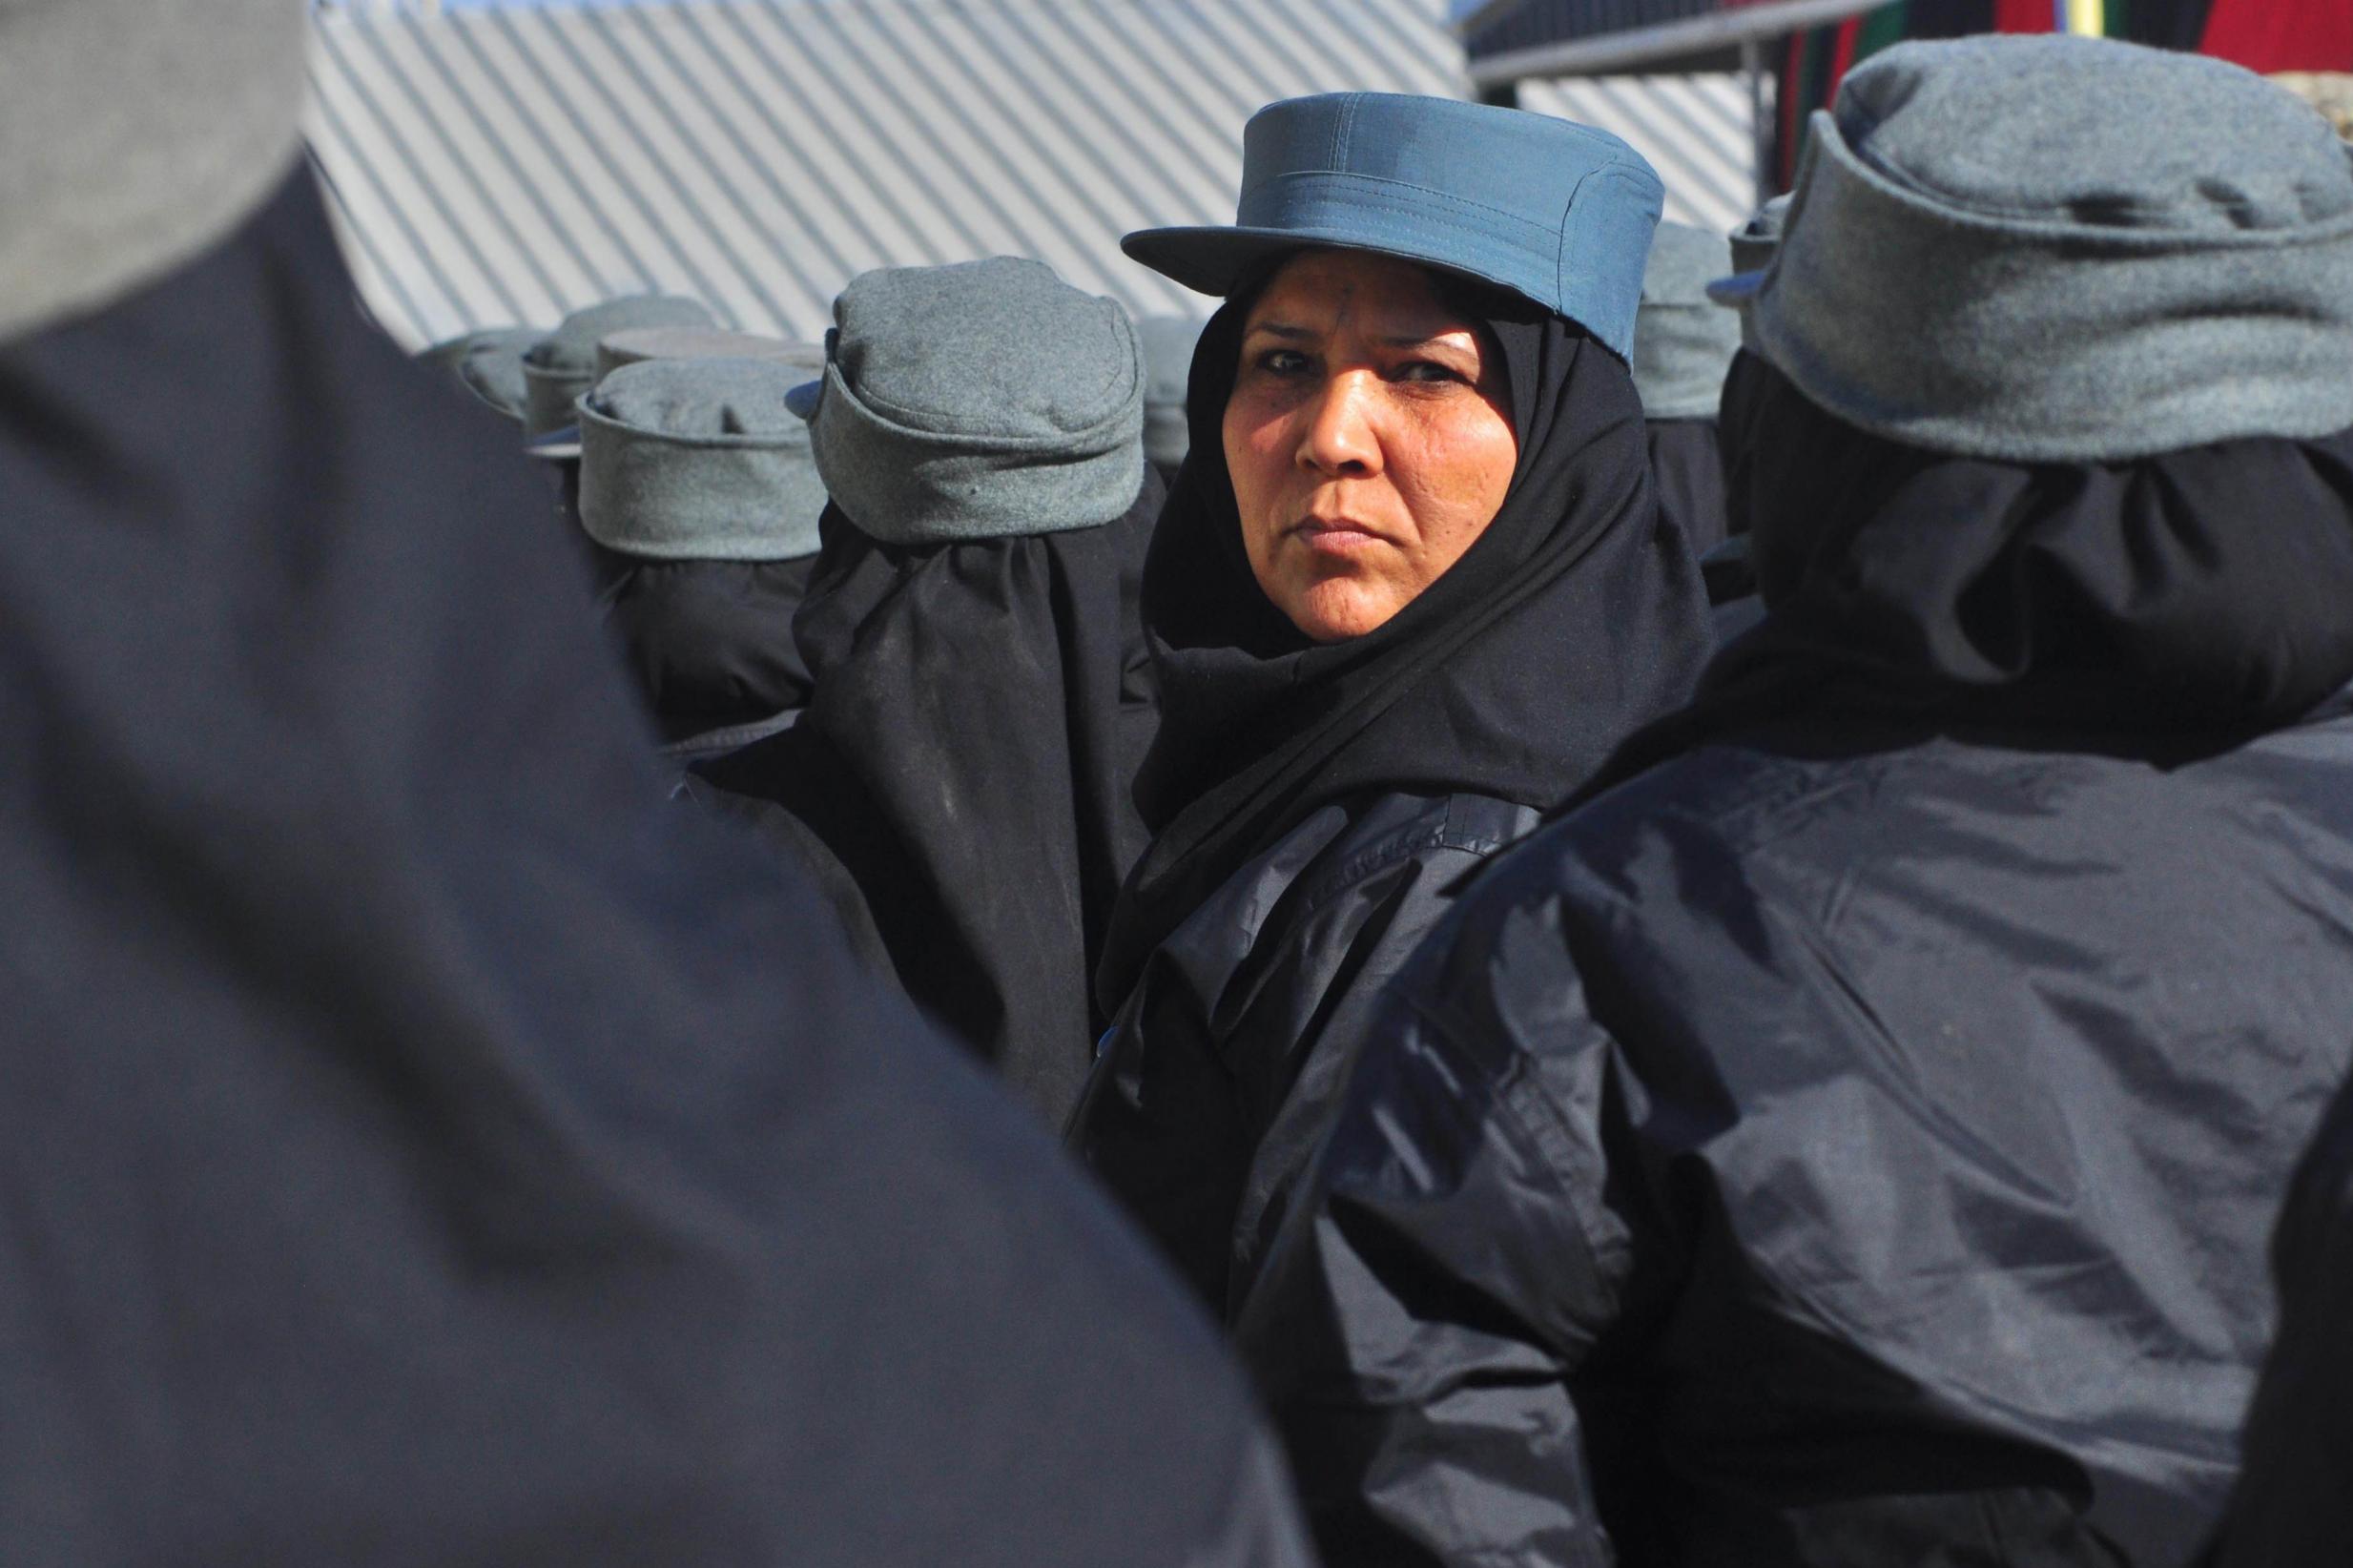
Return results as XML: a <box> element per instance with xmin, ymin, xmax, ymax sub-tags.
<box><xmin>1242</xmin><ymin>321</ymin><xmax>1478</xmax><ymax>352</ymax></box>
<box><xmin>1380</xmin><ymin>329</ymin><xmax>1477</xmax><ymax>350</ymax></box>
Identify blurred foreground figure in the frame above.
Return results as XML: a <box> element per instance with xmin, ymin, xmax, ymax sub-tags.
<box><xmin>1240</xmin><ymin>36</ymin><xmax>2353</xmax><ymax>1567</ymax></box>
<box><xmin>0</xmin><ymin>5</ymin><xmax>1312</xmax><ymax>1563</ymax></box>
<box><xmin>2207</xmin><ymin>1073</ymin><xmax>2353</xmax><ymax>1567</ymax></box>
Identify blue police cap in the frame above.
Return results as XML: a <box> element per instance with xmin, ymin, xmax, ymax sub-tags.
<box><xmin>1123</xmin><ymin>93</ymin><xmax>1664</xmax><ymax>361</ymax></box>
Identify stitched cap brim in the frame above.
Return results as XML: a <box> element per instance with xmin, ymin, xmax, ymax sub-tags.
<box><xmin>1703</xmin><ymin>272</ymin><xmax>1766</xmax><ymax>308</ymax></box>
<box><xmin>1124</xmin><ymin>224</ymin><xmax>1525</xmax><ymax>304</ymax></box>
<box><xmin>783</xmin><ymin>379</ymin><xmax>822</xmax><ymax>422</ymax></box>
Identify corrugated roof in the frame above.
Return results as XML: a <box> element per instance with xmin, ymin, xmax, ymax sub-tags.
<box><xmin>304</xmin><ymin>1</ymin><xmax>1760</xmax><ymax>349</ymax></box>
<box><xmin>305</xmin><ymin>0</ymin><xmax>1469</xmax><ymax>346</ymax></box>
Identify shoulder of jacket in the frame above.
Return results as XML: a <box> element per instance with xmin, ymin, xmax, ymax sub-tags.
<box><xmin>1296</xmin><ymin>792</ymin><xmax>1540</xmax><ymax>914</ymax></box>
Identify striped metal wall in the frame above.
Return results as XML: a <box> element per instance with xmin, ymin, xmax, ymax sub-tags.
<box><xmin>305</xmin><ymin>0</ymin><xmax>1760</xmax><ymax>350</ymax></box>
<box><xmin>1517</xmin><ymin>72</ymin><xmax>1760</xmax><ymax>233</ymax></box>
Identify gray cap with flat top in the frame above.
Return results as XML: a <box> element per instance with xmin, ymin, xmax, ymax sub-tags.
<box><xmin>1632</xmin><ymin>223</ymin><xmax>1741</xmax><ymax>422</ymax></box>
<box><xmin>791</xmin><ymin>257</ymin><xmax>1145</xmax><ymax>546</ymax></box>
<box><xmin>520</xmin><ymin>295</ymin><xmax>715</xmax><ymax>436</ymax></box>
<box><xmin>578</xmin><ymin>357</ymin><xmax>827</xmax><ymax>562</ymax></box>
<box><xmin>1749</xmin><ymin>34</ymin><xmax>2353</xmax><ymax>462</ymax></box>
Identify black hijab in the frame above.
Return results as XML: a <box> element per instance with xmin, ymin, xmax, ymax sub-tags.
<box><xmin>699</xmin><ymin>475</ymin><xmax>1163</xmax><ymax>1124</ymax></box>
<box><xmin>1097</xmin><ymin>268</ymin><xmax>1714</xmax><ymax>1013</ymax></box>
<box><xmin>1646</xmin><ymin>418</ymin><xmax>1729</xmax><ymax>558</ymax></box>
<box><xmin>1585</xmin><ymin>359</ymin><xmax>2353</xmax><ymax>792</ymax></box>
<box><xmin>0</xmin><ymin>171</ymin><xmax>1291</xmax><ymax>1563</ymax></box>
<box><xmin>598</xmin><ymin>552</ymin><xmax>818</xmax><ymax>745</ymax></box>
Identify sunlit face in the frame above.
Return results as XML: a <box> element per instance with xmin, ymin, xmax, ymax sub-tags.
<box><xmin>1223</xmin><ymin>250</ymin><xmax>1517</xmax><ymax>643</ymax></box>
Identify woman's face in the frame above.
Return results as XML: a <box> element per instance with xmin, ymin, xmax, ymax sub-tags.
<box><xmin>1223</xmin><ymin>250</ymin><xmax>1517</xmax><ymax>643</ymax></box>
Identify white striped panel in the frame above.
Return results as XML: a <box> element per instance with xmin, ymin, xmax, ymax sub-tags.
<box><xmin>1517</xmin><ymin>72</ymin><xmax>1762</xmax><ymax>237</ymax></box>
<box><xmin>308</xmin><ymin>0</ymin><xmax>1640</xmax><ymax>349</ymax></box>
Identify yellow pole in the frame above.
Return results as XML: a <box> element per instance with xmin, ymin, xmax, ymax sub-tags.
<box><xmin>2064</xmin><ymin>0</ymin><xmax>2105</xmax><ymax>34</ymax></box>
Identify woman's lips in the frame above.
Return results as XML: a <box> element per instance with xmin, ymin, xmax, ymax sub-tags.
<box><xmin>1290</xmin><ymin>517</ymin><xmax>1386</xmax><ymax>555</ymax></box>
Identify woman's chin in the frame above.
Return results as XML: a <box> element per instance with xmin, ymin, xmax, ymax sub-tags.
<box><xmin>1282</xmin><ymin>578</ymin><xmax>1403</xmax><ymax>643</ymax></box>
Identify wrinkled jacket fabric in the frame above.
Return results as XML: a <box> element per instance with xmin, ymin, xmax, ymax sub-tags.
<box><xmin>2208</xmin><ymin>1071</ymin><xmax>2353</xmax><ymax>1568</ymax></box>
<box><xmin>1239</xmin><ymin>699</ymin><xmax>2353</xmax><ymax>1567</ymax></box>
<box><xmin>1070</xmin><ymin>791</ymin><xmax>1537</xmax><ymax>1311</ymax></box>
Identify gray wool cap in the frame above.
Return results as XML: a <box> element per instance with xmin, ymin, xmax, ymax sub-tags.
<box><xmin>1632</xmin><ymin>223</ymin><xmax>1742</xmax><ymax>422</ymax></box>
<box><xmin>578</xmin><ymin>358</ymin><xmax>827</xmax><ymax>562</ymax></box>
<box><xmin>594</xmin><ymin>326</ymin><xmax>826</xmax><ymax>385</ymax></box>
<box><xmin>521</xmin><ymin>295</ymin><xmax>715</xmax><ymax>436</ymax></box>
<box><xmin>795</xmin><ymin>258</ymin><xmax>1146</xmax><ymax>545</ymax></box>
<box><xmin>422</xmin><ymin>326</ymin><xmax>540</xmax><ymax>423</ymax></box>
<box><xmin>2</xmin><ymin>0</ymin><xmax>309</xmax><ymax>345</ymax></box>
<box><xmin>1727</xmin><ymin>195</ymin><xmax>1792</xmax><ymax>279</ymax></box>
<box><xmin>1752</xmin><ymin>34</ymin><xmax>2353</xmax><ymax>463</ymax></box>
<box><xmin>1710</xmin><ymin>195</ymin><xmax>1794</xmax><ymax>349</ymax></box>
<box><xmin>1137</xmin><ymin>315</ymin><xmax>1206</xmax><ymax>469</ymax></box>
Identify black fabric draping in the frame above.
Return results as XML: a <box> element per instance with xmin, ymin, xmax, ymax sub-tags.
<box><xmin>1098</xmin><ymin>280</ymin><xmax>1713</xmax><ymax>1014</ymax></box>
<box><xmin>598</xmin><ymin>553</ymin><xmax>818</xmax><ymax>744</ymax></box>
<box><xmin>1716</xmin><ymin>345</ymin><xmax>1772</xmax><ymax>544</ymax></box>
<box><xmin>1586</xmin><ymin>358</ymin><xmax>2353</xmax><ymax>794</ymax></box>
<box><xmin>0</xmin><ymin>170</ymin><xmax>1312</xmax><ymax>1565</ymax></box>
<box><xmin>1644</xmin><ymin>417</ymin><xmax>1728</xmax><ymax>558</ymax></box>
<box><xmin>699</xmin><ymin>474</ymin><xmax>1163</xmax><ymax>1124</ymax></box>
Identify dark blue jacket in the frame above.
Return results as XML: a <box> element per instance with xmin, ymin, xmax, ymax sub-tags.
<box><xmin>1072</xmin><ymin>791</ymin><xmax>1538</xmax><ymax>1316</ymax></box>
<box><xmin>1241</xmin><ymin>705</ymin><xmax>2353</xmax><ymax>1567</ymax></box>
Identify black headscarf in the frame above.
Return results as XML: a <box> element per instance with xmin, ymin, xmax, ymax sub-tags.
<box><xmin>597</xmin><ymin>552</ymin><xmax>818</xmax><ymax>745</ymax></box>
<box><xmin>0</xmin><ymin>171</ymin><xmax>1295</xmax><ymax>1562</ymax></box>
<box><xmin>1097</xmin><ymin>270</ymin><xmax>1714</xmax><ymax>1013</ymax></box>
<box><xmin>699</xmin><ymin>475</ymin><xmax>1163</xmax><ymax>1124</ymax></box>
<box><xmin>1585</xmin><ymin>359</ymin><xmax>2353</xmax><ymax>792</ymax></box>
<box><xmin>1645</xmin><ymin>418</ymin><xmax>1729</xmax><ymax>558</ymax></box>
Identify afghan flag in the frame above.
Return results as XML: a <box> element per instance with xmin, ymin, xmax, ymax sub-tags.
<box><xmin>2197</xmin><ymin>0</ymin><xmax>2353</xmax><ymax>75</ymax></box>
<box><xmin>1774</xmin><ymin>0</ymin><xmax>2352</xmax><ymax>189</ymax></box>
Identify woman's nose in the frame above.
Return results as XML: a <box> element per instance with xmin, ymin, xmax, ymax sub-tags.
<box><xmin>1295</xmin><ymin>370</ymin><xmax>1383</xmax><ymax>479</ymax></box>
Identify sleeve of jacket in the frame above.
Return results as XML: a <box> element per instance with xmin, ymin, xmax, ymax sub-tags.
<box><xmin>1232</xmin><ymin>877</ymin><xmax>1650</xmax><ymax>1568</ymax></box>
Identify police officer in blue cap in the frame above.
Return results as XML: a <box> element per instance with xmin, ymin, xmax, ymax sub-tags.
<box><xmin>1070</xmin><ymin>92</ymin><xmax>1711</xmax><ymax>1314</ymax></box>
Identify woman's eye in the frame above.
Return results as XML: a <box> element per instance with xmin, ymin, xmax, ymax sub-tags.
<box><xmin>1395</xmin><ymin>361</ymin><xmax>1465</xmax><ymax>385</ymax></box>
<box><xmin>1255</xmin><ymin>348</ymin><xmax>1310</xmax><ymax>376</ymax></box>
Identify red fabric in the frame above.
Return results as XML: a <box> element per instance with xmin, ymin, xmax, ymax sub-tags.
<box><xmin>1783</xmin><ymin>30</ymin><xmax>1808</xmax><ymax>188</ymax></box>
<box><xmin>1992</xmin><ymin>0</ymin><xmax>2055</xmax><ymax>31</ymax></box>
<box><xmin>2199</xmin><ymin>0</ymin><xmax>2353</xmax><ymax>73</ymax></box>
<box><xmin>1829</xmin><ymin>18</ymin><xmax>1863</xmax><ymax>88</ymax></box>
